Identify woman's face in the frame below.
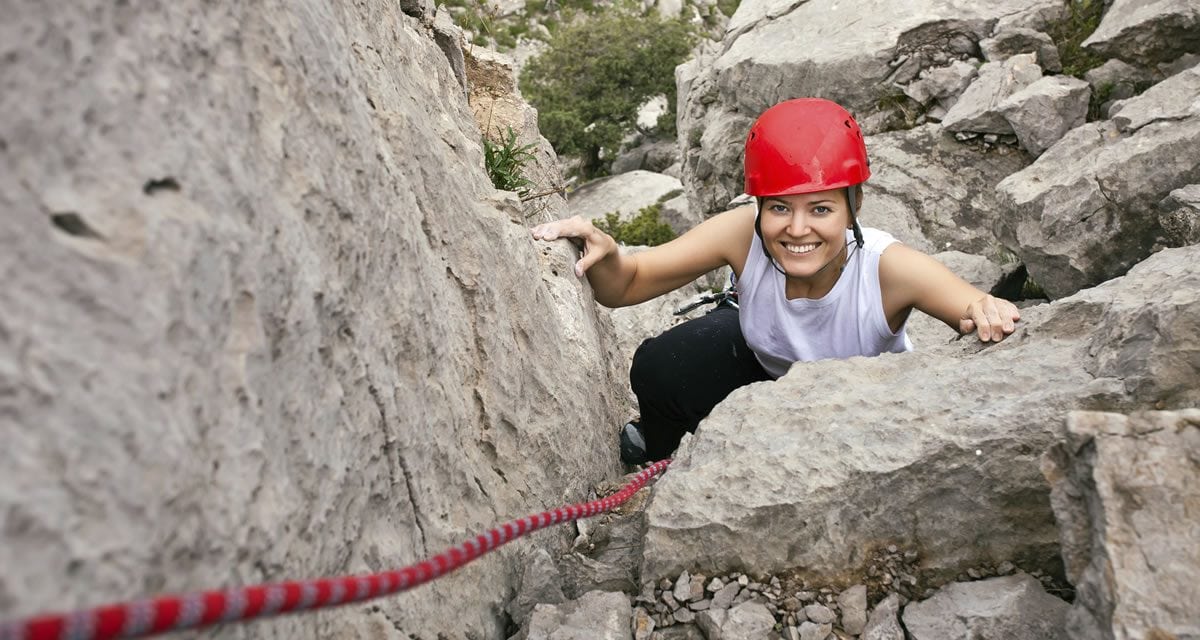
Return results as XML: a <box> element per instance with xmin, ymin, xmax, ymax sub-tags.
<box><xmin>758</xmin><ymin>188</ymin><xmax>852</xmax><ymax>279</ymax></box>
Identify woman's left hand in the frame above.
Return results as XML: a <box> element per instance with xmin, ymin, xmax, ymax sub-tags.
<box><xmin>959</xmin><ymin>295</ymin><xmax>1021</xmax><ymax>342</ymax></box>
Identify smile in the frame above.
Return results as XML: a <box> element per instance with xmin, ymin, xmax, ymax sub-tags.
<box><xmin>783</xmin><ymin>242</ymin><xmax>820</xmax><ymax>255</ymax></box>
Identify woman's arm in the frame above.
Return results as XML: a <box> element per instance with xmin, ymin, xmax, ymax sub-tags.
<box><xmin>878</xmin><ymin>243</ymin><xmax>1021</xmax><ymax>342</ymax></box>
<box><xmin>531</xmin><ymin>206</ymin><xmax>755</xmax><ymax>308</ymax></box>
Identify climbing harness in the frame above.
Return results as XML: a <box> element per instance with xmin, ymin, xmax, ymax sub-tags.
<box><xmin>673</xmin><ymin>273</ymin><xmax>739</xmax><ymax>316</ymax></box>
<box><xmin>0</xmin><ymin>460</ymin><xmax>671</xmax><ymax>640</ymax></box>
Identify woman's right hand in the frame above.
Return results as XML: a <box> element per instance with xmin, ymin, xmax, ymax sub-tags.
<box><xmin>531</xmin><ymin>215</ymin><xmax>618</xmax><ymax>277</ymax></box>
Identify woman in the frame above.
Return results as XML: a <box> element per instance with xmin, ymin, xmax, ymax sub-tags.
<box><xmin>531</xmin><ymin>98</ymin><xmax>1021</xmax><ymax>464</ymax></box>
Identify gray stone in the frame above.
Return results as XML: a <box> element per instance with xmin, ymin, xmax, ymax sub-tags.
<box><xmin>802</xmin><ymin>603</ymin><xmax>835</xmax><ymax>625</ymax></box>
<box><xmin>903</xmin><ymin>574</ymin><xmax>1068</xmax><ymax>640</ymax></box>
<box><xmin>717</xmin><ymin>602</ymin><xmax>777</xmax><ymax>640</ymax></box>
<box><xmin>674</xmin><ymin>606</ymin><xmax>696</xmax><ymax>623</ymax></box>
<box><xmin>836</xmin><ymin>585</ymin><xmax>868</xmax><ymax>636</ymax></box>
<box><xmin>612</xmin><ymin>140</ymin><xmax>681</xmax><ymax>176</ymax></box>
<box><xmin>634</xmin><ymin>606</ymin><xmax>657</xmax><ymax>640</ymax></box>
<box><xmin>658</xmin><ymin>193</ymin><xmax>700</xmax><ymax>237</ymax></box>
<box><xmin>867</xmin><ymin>125</ymin><xmax>1030</xmax><ymax>260</ymax></box>
<box><xmin>568</xmin><ymin>170</ymin><xmax>684</xmax><ymax>225</ymax></box>
<box><xmin>980</xmin><ymin>27</ymin><xmax>1062</xmax><ymax>72</ymax></box>
<box><xmin>695</xmin><ymin>608</ymin><xmax>728</xmax><ymax>640</ymax></box>
<box><xmin>797</xmin><ymin>621</ymin><xmax>831</xmax><ymax>640</ymax></box>
<box><xmin>677</xmin><ymin>0</ymin><xmax>1063</xmax><ymax>214</ymax></box>
<box><xmin>522</xmin><ymin>591</ymin><xmax>634</xmax><ymax>640</ymax></box>
<box><xmin>903</xmin><ymin>60</ymin><xmax>978</xmax><ymax>108</ymax></box>
<box><xmin>711</xmin><ymin>582</ymin><xmax>742</xmax><ymax>610</ymax></box>
<box><xmin>996</xmin><ymin>62</ymin><xmax>1200</xmax><ymax>298</ymax></box>
<box><xmin>0</xmin><ymin>3</ymin><xmax>629</xmax><ymax>638</ymax></box>
<box><xmin>1158</xmin><ymin>184</ymin><xmax>1200</xmax><ymax>246</ymax></box>
<box><xmin>432</xmin><ymin>7</ymin><xmax>467</xmax><ymax>95</ymax></box>
<box><xmin>1083</xmin><ymin>59</ymin><xmax>1154</xmax><ymax>118</ymax></box>
<box><xmin>674</xmin><ymin>570</ymin><xmax>693</xmax><ymax>603</ymax></box>
<box><xmin>642</xmin><ymin>245</ymin><xmax>1200</xmax><ymax>585</ymax></box>
<box><xmin>1082</xmin><ymin>0</ymin><xmax>1200</xmax><ymax>66</ymax></box>
<box><xmin>861</xmin><ymin>594</ymin><xmax>904</xmax><ymax>640</ymax></box>
<box><xmin>998</xmin><ymin>75</ymin><xmax>1091</xmax><ymax>156</ymax></box>
<box><xmin>509</xmin><ymin>549</ymin><xmax>569</xmax><ymax>626</ymax></box>
<box><xmin>1042</xmin><ymin>410</ymin><xmax>1200</xmax><ymax>640</ymax></box>
<box><xmin>943</xmin><ymin>54</ymin><xmax>1044</xmax><ymax>133</ymax></box>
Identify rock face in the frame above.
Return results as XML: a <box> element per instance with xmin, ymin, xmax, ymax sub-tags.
<box><xmin>902</xmin><ymin>574</ymin><xmax>1069</xmax><ymax>640</ymax></box>
<box><xmin>0</xmin><ymin>2</ymin><xmax>629</xmax><ymax>637</ymax></box>
<box><xmin>996</xmin><ymin>62</ymin><xmax>1200</xmax><ymax>299</ymax></box>
<box><xmin>641</xmin><ymin>244</ymin><xmax>1200</xmax><ymax>585</ymax></box>
<box><xmin>1042</xmin><ymin>410</ymin><xmax>1200</xmax><ymax>640</ymax></box>
<box><xmin>1082</xmin><ymin>0</ymin><xmax>1200</xmax><ymax>65</ymax></box>
<box><xmin>676</xmin><ymin>0</ymin><xmax>1063</xmax><ymax>214</ymax></box>
<box><xmin>516</xmin><ymin>590</ymin><xmax>633</xmax><ymax>640</ymax></box>
<box><xmin>567</xmin><ymin>170</ymin><xmax>687</xmax><ymax>227</ymax></box>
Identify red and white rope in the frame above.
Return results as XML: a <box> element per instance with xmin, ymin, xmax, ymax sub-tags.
<box><xmin>0</xmin><ymin>460</ymin><xmax>670</xmax><ymax>640</ymax></box>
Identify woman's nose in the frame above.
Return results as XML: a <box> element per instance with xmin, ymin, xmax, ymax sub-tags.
<box><xmin>787</xmin><ymin>213</ymin><xmax>808</xmax><ymax>237</ymax></box>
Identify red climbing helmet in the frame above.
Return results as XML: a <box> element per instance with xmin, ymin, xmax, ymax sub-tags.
<box><xmin>743</xmin><ymin>98</ymin><xmax>870</xmax><ymax>197</ymax></box>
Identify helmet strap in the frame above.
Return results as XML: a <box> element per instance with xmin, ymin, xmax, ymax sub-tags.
<box><xmin>847</xmin><ymin>186</ymin><xmax>864</xmax><ymax>249</ymax></box>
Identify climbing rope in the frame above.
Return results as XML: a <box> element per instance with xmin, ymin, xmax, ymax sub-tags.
<box><xmin>0</xmin><ymin>460</ymin><xmax>671</xmax><ymax>640</ymax></box>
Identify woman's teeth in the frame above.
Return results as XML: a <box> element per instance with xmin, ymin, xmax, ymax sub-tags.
<box><xmin>784</xmin><ymin>242</ymin><xmax>819</xmax><ymax>254</ymax></box>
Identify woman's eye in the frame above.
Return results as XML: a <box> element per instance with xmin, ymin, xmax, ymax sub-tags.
<box><xmin>813</xmin><ymin>206</ymin><xmax>832</xmax><ymax>215</ymax></box>
<box><xmin>770</xmin><ymin>204</ymin><xmax>790</xmax><ymax>214</ymax></box>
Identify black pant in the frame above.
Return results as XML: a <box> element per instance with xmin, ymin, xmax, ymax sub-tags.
<box><xmin>629</xmin><ymin>306</ymin><xmax>772</xmax><ymax>460</ymax></box>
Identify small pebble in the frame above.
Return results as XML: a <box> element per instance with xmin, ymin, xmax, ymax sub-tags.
<box><xmin>997</xmin><ymin>562</ymin><xmax>1015</xmax><ymax>575</ymax></box>
<box><xmin>738</xmin><ymin>575</ymin><xmax>750</xmax><ymax>587</ymax></box>
<box><xmin>887</xmin><ymin>544</ymin><xmax>898</xmax><ymax>553</ymax></box>
<box><xmin>673</xmin><ymin>608</ymin><xmax>695</xmax><ymax>624</ymax></box>
<box><xmin>689</xmin><ymin>599</ymin><xmax>711</xmax><ymax>611</ymax></box>
<box><xmin>707</xmin><ymin>578</ymin><xmax>723</xmax><ymax>592</ymax></box>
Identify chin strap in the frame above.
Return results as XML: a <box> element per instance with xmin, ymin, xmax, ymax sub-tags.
<box><xmin>754</xmin><ymin>185</ymin><xmax>864</xmax><ymax>278</ymax></box>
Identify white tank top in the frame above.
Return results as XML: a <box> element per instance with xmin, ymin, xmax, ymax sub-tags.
<box><xmin>738</xmin><ymin>226</ymin><xmax>913</xmax><ymax>378</ymax></box>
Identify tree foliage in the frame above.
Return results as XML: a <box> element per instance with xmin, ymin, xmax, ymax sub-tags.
<box><xmin>593</xmin><ymin>204</ymin><xmax>677</xmax><ymax>246</ymax></box>
<box><xmin>520</xmin><ymin>10</ymin><xmax>695</xmax><ymax>178</ymax></box>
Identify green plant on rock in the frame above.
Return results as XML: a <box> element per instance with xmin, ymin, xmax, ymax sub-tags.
<box><xmin>520</xmin><ymin>10</ymin><xmax>697</xmax><ymax>178</ymax></box>
<box><xmin>1048</xmin><ymin>0</ymin><xmax>1106</xmax><ymax>78</ymax></box>
<box><xmin>484</xmin><ymin>126</ymin><xmax>538</xmax><ymax>195</ymax></box>
<box><xmin>593</xmin><ymin>203</ymin><xmax>677</xmax><ymax>246</ymax></box>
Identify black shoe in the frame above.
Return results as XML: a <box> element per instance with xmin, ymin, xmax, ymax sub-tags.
<box><xmin>619</xmin><ymin>421</ymin><xmax>649</xmax><ymax>465</ymax></box>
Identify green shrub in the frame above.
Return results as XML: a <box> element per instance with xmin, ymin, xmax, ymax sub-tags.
<box><xmin>520</xmin><ymin>10</ymin><xmax>696</xmax><ymax>178</ymax></box>
<box><xmin>1048</xmin><ymin>0</ymin><xmax>1106</xmax><ymax>78</ymax></box>
<box><xmin>593</xmin><ymin>203</ymin><xmax>677</xmax><ymax>246</ymax></box>
<box><xmin>483</xmin><ymin>126</ymin><xmax>538</xmax><ymax>194</ymax></box>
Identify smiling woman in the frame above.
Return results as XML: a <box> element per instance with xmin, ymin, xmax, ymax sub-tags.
<box><xmin>531</xmin><ymin>98</ymin><xmax>1021</xmax><ymax>464</ymax></box>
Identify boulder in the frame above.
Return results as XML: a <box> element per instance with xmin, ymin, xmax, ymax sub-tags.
<box><xmin>509</xmin><ymin>549</ymin><xmax>569</xmax><ymax>627</ymax></box>
<box><xmin>677</xmin><ymin>0</ymin><xmax>1064</xmax><ymax>214</ymax></box>
<box><xmin>1158</xmin><ymin>184</ymin><xmax>1200</xmax><ymax>246</ymax></box>
<box><xmin>996</xmin><ymin>62</ymin><xmax>1200</xmax><ymax>298</ymax></box>
<box><xmin>465</xmin><ymin>45</ymin><xmax>570</xmax><ymax>223</ymax></box>
<box><xmin>867</xmin><ymin>124</ymin><xmax>1030</xmax><ymax>259</ymax></box>
<box><xmin>641</xmin><ymin>244</ymin><xmax>1200</xmax><ymax>585</ymax></box>
<box><xmin>998</xmin><ymin>75</ymin><xmax>1091</xmax><ymax>156</ymax></box>
<box><xmin>1042</xmin><ymin>410</ymin><xmax>1200</xmax><ymax>640</ymax></box>
<box><xmin>568</xmin><ymin>170</ymin><xmax>684</xmax><ymax>224</ymax></box>
<box><xmin>861</xmin><ymin>594</ymin><xmax>904</xmax><ymax>640</ymax></box>
<box><xmin>0</xmin><ymin>2</ymin><xmax>628</xmax><ymax>637</ymax></box>
<box><xmin>1082</xmin><ymin>0</ymin><xmax>1200</xmax><ymax>66</ymax></box>
<box><xmin>613</xmin><ymin>140</ymin><xmax>682</xmax><ymax>176</ymax></box>
<box><xmin>942</xmin><ymin>54</ymin><xmax>1044</xmax><ymax>133</ymax></box>
<box><xmin>515</xmin><ymin>590</ymin><xmax>634</xmax><ymax>640</ymax></box>
<box><xmin>1083</xmin><ymin>59</ymin><xmax>1154</xmax><ymax>119</ymax></box>
<box><xmin>980</xmin><ymin>27</ymin><xmax>1063</xmax><ymax>72</ymax></box>
<box><xmin>903</xmin><ymin>60</ymin><xmax>978</xmax><ymax>110</ymax></box>
<box><xmin>902</xmin><ymin>574</ymin><xmax>1069</xmax><ymax>640</ymax></box>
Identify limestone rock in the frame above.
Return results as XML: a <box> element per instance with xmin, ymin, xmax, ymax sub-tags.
<box><xmin>998</xmin><ymin>75</ymin><xmax>1091</xmax><ymax>156</ymax></box>
<box><xmin>1083</xmin><ymin>59</ymin><xmax>1154</xmax><ymax>119</ymax></box>
<box><xmin>1042</xmin><ymin>410</ymin><xmax>1200</xmax><ymax>640</ymax></box>
<box><xmin>1082</xmin><ymin>0</ymin><xmax>1200</xmax><ymax>66</ymax></box>
<box><xmin>509</xmin><ymin>549</ymin><xmax>569</xmax><ymax>627</ymax></box>
<box><xmin>942</xmin><ymin>54</ymin><xmax>1044</xmax><ymax>134</ymax></box>
<box><xmin>518</xmin><ymin>591</ymin><xmax>633</xmax><ymax>640</ymax></box>
<box><xmin>642</xmin><ymin>245</ymin><xmax>1200</xmax><ymax>584</ymax></box>
<box><xmin>1158</xmin><ymin>184</ymin><xmax>1200</xmax><ymax>246</ymax></box>
<box><xmin>836</xmin><ymin>585</ymin><xmax>868</xmax><ymax>635</ymax></box>
<box><xmin>464</xmin><ymin>45</ymin><xmax>569</xmax><ymax>223</ymax></box>
<box><xmin>718</xmin><ymin>601</ymin><xmax>777</xmax><ymax>640</ymax></box>
<box><xmin>677</xmin><ymin>0</ymin><xmax>1062</xmax><ymax>214</ymax></box>
<box><xmin>613</xmin><ymin>140</ymin><xmax>682</xmax><ymax>177</ymax></box>
<box><xmin>903</xmin><ymin>574</ymin><xmax>1069</xmax><ymax>639</ymax></box>
<box><xmin>568</xmin><ymin>170</ymin><xmax>684</xmax><ymax>224</ymax></box>
<box><xmin>980</xmin><ymin>27</ymin><xmax>1062</xmax><ymax>72</ymax></box>
<box><xmin>0</xmin><ymin>3</ymin><xmax>628</xmax><ymax>637</ymax></box>
<box><xmin>996</xmin><ymin>62</ymin><xmax>1200</xmax><ymax>298</ymax></box>
<box><xmin>867</xmin><ymin>125</ymin><xmax>1029</xmax><ymax>260</ymax></box>
<box><xmin>903</xmin><ymin>60</ymin><xmax>978</xmax><ymax>109</ymax></box>
<box><xmin>559</xmin><ymin>510</ymin><xmax>648</xmax><ymax>597</ymax></box>
<box><xmin>861</xmin><ymin>594</ymin><xmax>904</xmax><ymax>640</ymax></box>
<box><xmin>797</xmin><ymin>621</ymin><xmax>832</xmax><ymax>640</ymax></box>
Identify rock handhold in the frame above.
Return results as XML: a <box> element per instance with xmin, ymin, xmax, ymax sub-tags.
<box><xmin>1042</xmin><ymin>410</ymin><xmax>1200</xmax><ymax>640</ymax></box>
<box><xmin>902</xmin><ymin>574</ymin><xmax>1069</xmax><ymax>640</ymax></box>
<box><xmin>998</xmin><ymin>75</ymin><xmax>1091</xmax><ymax>156</ymax></box>
<box><xmin>942</xmin><ymin>54</ymin><xmax>1043</xmax><ymax>134</ymax></box>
